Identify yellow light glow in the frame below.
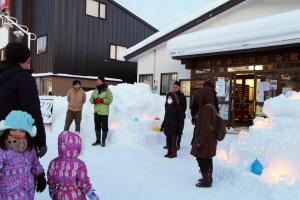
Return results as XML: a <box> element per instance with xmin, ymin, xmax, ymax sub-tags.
<box><xmin>110</xmin><ymin>121</ymin><xmax>121</xmax><ymax>130</ymax></box>
<box><xmin>143</xmin><ymin>114</ymin><xmax>152</xmax><ymax>121</ymax></box>
<box><xmin>254</xmin><ymin>118</ymin><xmax>269</xmax><ymax>128</ymax></box>
<box><xmin>216</xmin><ymin>149</ymin><xmax>228</xmax><ymax>161</ymax></box>
<box><xmin>263</xmin><ymin>160</ymin><xmax>297</xmax><ymax>186</ymax></box>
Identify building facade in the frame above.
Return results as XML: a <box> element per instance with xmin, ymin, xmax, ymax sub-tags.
<box><xmin>126</xmin><ymin>0</ymin><xmax>300</xmax><ymax>100</ymax></box>
<box><xmin>7</xmin><ymin>0</ymin><xmax>157</xmax><ymax>95</ymax></box>
<box><xmin>168</xmin><ymin>9</ymin><xmax>300</xmax><ymax>127</ymax></box>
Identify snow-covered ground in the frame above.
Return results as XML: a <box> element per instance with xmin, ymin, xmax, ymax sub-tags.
<box><xmin>36</xmin><ymin>83</ymin><xmax>300</xmax><ymax>200</ymax></box>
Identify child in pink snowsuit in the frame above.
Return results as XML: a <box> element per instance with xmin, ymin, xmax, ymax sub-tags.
<box><xmin>47</xmin><ymin>131</ymin><xmax>100</xmax><ymax>200</ymax></box>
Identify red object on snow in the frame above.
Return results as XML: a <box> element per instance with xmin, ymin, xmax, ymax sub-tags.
<box><xmin>155</xmin><ymin>117</ymin><xmax>160</xmax><ymax>120</ymax></box>
<box><xmin>0</xmin><ymin>0</ymin><xmax>10</xmax><ymax>12</ymax></box>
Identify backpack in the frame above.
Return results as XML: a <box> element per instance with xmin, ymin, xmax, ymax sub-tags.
<box><xmin>206</xmin><ymin>104</ymin><xmax>227</xmax><ymax>141</ymax></box>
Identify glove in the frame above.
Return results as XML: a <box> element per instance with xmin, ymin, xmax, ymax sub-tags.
<box><xmin>160</xmin><ymin>127</ymin><xmax>164</xmax><ymax>132</ymax></box>
<box><xmin>49</xmin><ymin>188</ymin><xmax>55</xmax><ymax>199</ymax></box>
<box><xmin>191</xmin><ymin>117</ymin><xmax>196</xmax><ymax>125</ymax></box>
<box><xmin>36</xmin><ymin>172</ymin><xmax>47</xmax><ymax>192</ymax></box>
<box><xmin>37</xmin><ymin>145</ymin><xmax>47</xmax><ymax>158</ymax></box>
<box><xmin>86</xmin><ymin>188</ymin><xmax>100</xmax><ymax>200</ymax></box>
<box><xmin>94</xmin><ymin>98</ymin><xmax>104</xmax><ymax>104</ymax></box>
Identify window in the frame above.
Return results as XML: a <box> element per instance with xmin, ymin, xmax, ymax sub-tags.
<box><xmin>86</xmin><ymin>0</ymin><xmax>106</xmax><ymax>19</ymax></box>
<box><xmin>161</xmin><ymin>73</ymin><xmax>177</xmax><ymax>95</ymax></box>
<box><xmin>139</xmin><ymin>74</ymin><xmax>153</xmax><ymax>89</ymax></box>
<box><xmin>180</xmin><ymin>80</ymin><xmax>191</xmax><ymax>96</ymax></box>
<box><xmin>110</xmin><ymin>45</ymin><xmax>127</xmax><ymax>61</ymax></box>
<box><xmin>37</xmin><ymin>35</ymin><xmax>47</xmax><ymax>55</ymax></box>
<box><xmin>99</xmin><ymin>3</ymin><xmax>106</xmax><ymax>19</ymax></box>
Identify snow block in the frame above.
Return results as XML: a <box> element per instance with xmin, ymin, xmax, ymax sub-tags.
<box><xmin>251</xmin><ymin>159</ymin><xmax>264</xmax><ymax>175</ymax></box>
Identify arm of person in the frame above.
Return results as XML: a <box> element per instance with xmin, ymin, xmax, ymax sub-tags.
<box><xmin>103</xmin><ymin>89</ymin><xmax>113</xmax><ymax>105</ymax></box>
<box><xmin>194</xmin><ymin>106</ymin><xmax>214</xmax><ymax>148</ymax></box>
<box><xmin>182</xmin><ymin>94</ymin><xmax>187</xmax><ymax>113</ymax></box>
<box><xmin>17</xmin><ymin>73</ymin><xmax>46</xmax><ymax>151</ymax></box>
<box><xmin>90</xmin><ymin>90</ymin><xmax>96</xmax><ymax>104</ymax></box>
<box><xmin>76</xmin><ymin>161</ymin><xmax>100</xmax><ymax>199</ymax></box>
<box><xmin>67</xmin><ymin>89</ymin><xmax>71</xmax><ymax>102</ymax></box>
<box><xmin>83</xmin><ymin>91</ymin><xmax>87</xmax><ymax>104</ymax></box>
<box><xmin>47</xmin><ymin>160</ymin><xmax>56</xmax><ymax>198</ymax></box>
<box><xmin>30</xmin><ymin>148</ymin><xmax>44</xmax><ymax>176</ymax></box>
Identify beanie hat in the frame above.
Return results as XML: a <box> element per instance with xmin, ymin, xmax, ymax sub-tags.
<box><xmin>97</xmin><ymin>76</ymin><xmax>105</xmax><ymax>82</ymax></box>
<box><xmin>0</xmin><ymin>110</ymin><xmax>37</xmax><ymax>137</ymax></box>
<box><xmin>5</xmin><ymin>42</ymin><xmax>31</xmax><ymax>63</ymax></box>
<box><xmin>174</xmin><ymin>81</ymin><xmax>181</xmax><ymax>87</ymax></box>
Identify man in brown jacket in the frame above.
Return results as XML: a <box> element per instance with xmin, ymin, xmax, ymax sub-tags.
<box><xmin>64</xmin><ymin>80</ymin><xmax>86</xmax><ymax>133</ymax></box>
<box><xmin>190</xmin><ymin>85</ymin><xmax>218</xmax><ymax>188</ymax></box>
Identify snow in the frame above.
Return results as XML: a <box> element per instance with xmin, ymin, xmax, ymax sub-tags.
<box><xmin>32</xmin><ymin>73</ymin><xmax>123</xmax><ymax>82</ymax></box>
<box><xmin>125</xmin><ymin>0</ymin><xmax>231</xmax><ymax>60</ymax></box>
<box><xmin>35</xmin><ymin>83</ymin><xmax>300</xmax><ymax>200</ymax></box>
<box><xmin>167</xmin><ymin>9</ymin><xmax>300</xmax><ymax>57</ymax></box>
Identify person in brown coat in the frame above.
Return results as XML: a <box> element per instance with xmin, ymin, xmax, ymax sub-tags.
<box><xmin>64</xmin><ymin>80</ymin><xmax>86</xmax><ymax>133</ymax></box>
<box><xmin>190</xmin><ymin>86</ymin><xmax>218</xmax><ymax>187</ymax></box>
<box><xmin>161</xmin><ymin>92</ymin><xmax>184</xmax><ymax>158</ymax></box>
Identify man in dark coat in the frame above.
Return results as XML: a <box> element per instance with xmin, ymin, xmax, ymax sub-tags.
<box><xmin>190</xmin><ymin>86</ymin><xmax>218</xmax><ymax>188</ymax></box>
<box><xmin>168</xmin><ymin>81</ymin><xmax>187</xmax><ymax>150</ymax></box>
<box><xmin>0</xmin><ymin>42</ymin><xmax>47</xmax><ymax>157</ymax></box>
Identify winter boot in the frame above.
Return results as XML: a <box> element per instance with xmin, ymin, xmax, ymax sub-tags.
<box><xmin>196</xmin><ymin>166</ymin><xmax>213</xmax><ymax>187</ymax></box>
<box><xmin>164</xmin><ymin>145</ymin><xmax>171</xmax><ymax>157</ymax></box>
<box><xmin>101</xmin><ymin>131</ymin><xmax>108</xmax><ymax>147</ymax></box>
<box><xmin>177</xmin><ymin>135</ymin><xmax>182</xmax><ymax>150</ymax></box>
<box><xmin>92</xmin><ymin>131</ymin><xmax>101</xmax><ymax>146</ymax></box>
<box><xmin>168</xmin><ymin>147</ymin><xmax>177</xmax><ymax>158</ymax></box>
<box><xmin>198</xmin><ymin>169</ymin><xmax>204</xmax><ymax>183</ymax></box>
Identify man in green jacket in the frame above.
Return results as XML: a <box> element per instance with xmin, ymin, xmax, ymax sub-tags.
<box><xmin>90</xmin><ymin>76</ymin><xmax>113</xmax><ymax>147</ymax></box>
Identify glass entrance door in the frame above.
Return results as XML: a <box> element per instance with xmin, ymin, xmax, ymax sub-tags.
<box><xmin>233</xmin><ymin>75</ymin><xmax>255</xmax><ymax>126</ymax></box>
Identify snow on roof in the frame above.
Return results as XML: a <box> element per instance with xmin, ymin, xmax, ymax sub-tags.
<box><xmin>32</xmin><ymin>73</ymin><xmax>123</xmax><ymax>82</ymax></box>
<box><xmin>167</xmin><ymin>9</ymin><xmax>300</xmax><ymax>57</ymax></box>
<box><xmin>125</xmin><ymin>0</ymin><xmax>231</xmax><ymax>59</ymax></box>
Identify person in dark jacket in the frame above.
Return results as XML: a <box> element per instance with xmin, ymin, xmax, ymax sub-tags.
<box><xmin>190</xmin><ymin>86</ymin><xmax>218</xmax><ymax>188</ymax></box>
<box><xmin>163</xmin><ymin>81</ymin><xmax>187</xmax><ymax>150</ymax></box>
<box><xmin>0</xmin><ymin>42</ymin><xmax>47</xmax><ymax>157</ymax></box>
<box><xmin>161</xmin><ymin>92</ymin><xmax>184</xmax><ymax>158</ymax></box>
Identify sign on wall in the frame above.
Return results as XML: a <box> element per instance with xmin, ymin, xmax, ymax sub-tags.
<box><xmin>40</xmin><ymin>97</ymin><xmax>54</xmax><ymax>124</ymax></box>
<box><xmin>216</xmin><ymin>77</ymin><xmax>226</xmax><ymax>97</ymax></box>
<box><xmin>0</xmin><ymin>27</ymin><xmax>9</xmax><ymax>49</ymax></box>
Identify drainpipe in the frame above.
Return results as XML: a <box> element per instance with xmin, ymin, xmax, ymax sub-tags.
<box><xmin>153</xmin><ymin>49</ymin><xmax>157</xmax><ymax>93</ymax></box>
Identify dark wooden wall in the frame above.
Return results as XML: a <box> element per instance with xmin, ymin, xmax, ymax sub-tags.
<box><xmin>10</xmin><ymin>0</ymin><xmax>157</xmax><ymax>83</ymax></box>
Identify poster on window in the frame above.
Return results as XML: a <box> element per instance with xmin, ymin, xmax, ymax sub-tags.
<box><xmin>257</xmin><ymin>90</ymin><xmax>264</xmax><ymax>102</ymax></box>
<box><xmin>269</xmin><ymin>80</ymin><xmax>277</xmax><ymax>90</ymax></box>
<box><xmin>258</xmin><ymin>82</ymin><xmax>270</xmax><ymax>92</ymax></box>
<box><xmin>219</xmin><ymin>104</ymin><xmax>229</xmax><ymax>120</ymax></box>
<box><xmin>216</xmin><ymin>77</ymin><xmax>226</xmax><ymax>97</ymax></box>
<box><xmin>40</xmin><ymin>97</ymin><xmax>54</xmax><ymax>124</ymax></box>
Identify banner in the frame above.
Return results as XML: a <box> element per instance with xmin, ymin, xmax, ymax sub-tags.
<box><xmin>40</xmin><ymin>97</ymin><xmax>54</xmax><ymax>124</ymax></box>
<box><xmin>0</xmin><ymin>0</ymin><xmax>10</xmax><ymax>12</ymax></box>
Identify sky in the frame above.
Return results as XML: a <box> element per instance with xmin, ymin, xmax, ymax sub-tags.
<box><xmin>114</xmin><ymin>0</ymin><xmax>214</xmax><ymax>30</ymax></box>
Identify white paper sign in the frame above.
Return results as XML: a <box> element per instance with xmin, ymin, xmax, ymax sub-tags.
<box><xmin>40</xmin><ymin>97</ymin><xmax>54</xmax><ymax>124</ymax></box>
<box><xmin>219</xmin><ymin>104</ymin><xmax>229</xmax><ymax>120</ymax></box>
<box><xmin>269</xmin><ymin>80</ymin><xmax>277</xmax><ymax>90</ymax></box>
<box><xmin>258</xmin><ymin>82</ymin><xmax>270</xmax><ymax>92</ymax></box>
<box><xmin>216</xmin><ymin>77</ymin><xmax>226</xmax><ymax>97</ymax></box>
<box><xmin>257</xmin><ymin>91</ymin><xmax>264</xmax><ymax>102</ymax></box>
